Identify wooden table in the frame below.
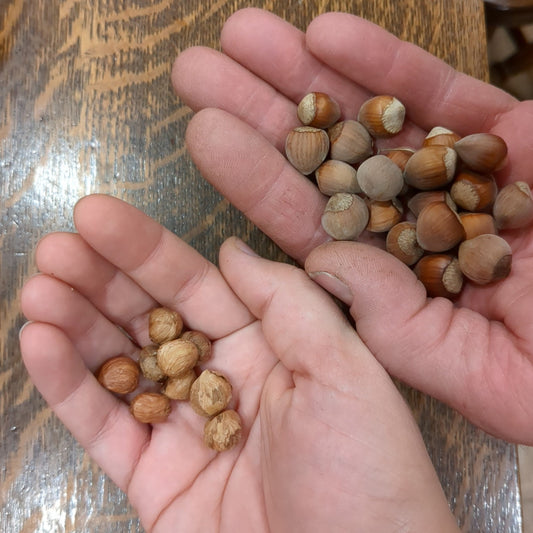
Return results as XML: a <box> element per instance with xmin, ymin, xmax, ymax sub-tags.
<box><xmin>0</xmin><ymin>1</ymin><xmax>522</xmax><ymax>531</ymax></box>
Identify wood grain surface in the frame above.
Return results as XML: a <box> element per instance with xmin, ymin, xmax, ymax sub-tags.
<box><xmin>0</xmin><ymin>1</ymin><xmax>522</xmax><ymax>532</ymax></box>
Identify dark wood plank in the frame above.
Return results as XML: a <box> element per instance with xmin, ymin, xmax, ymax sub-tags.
<box><xmin>0</xmin><ymin>1</ymin><xmax>521</xmax><ymax>532</ymax></box>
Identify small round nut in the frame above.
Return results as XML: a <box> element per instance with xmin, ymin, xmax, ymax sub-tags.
<box><xmin>357</xmin><ymin>95</ymin><xmax>405</xmax><ymax>137</ymax></box>
<box><xmin>163</xmin><ymin>369</ymin><xmax>197</xmax><ymax>401</ymax></box>
<box><xmin>285</xmin><ymin>126</ymin><xmax>330</xmax><ymax>175</ymax></box>
<box><xmin>157</xmin><ymin>339</ymin><xmax>199</xmax><ymax>378</ymax></box>
<box><xmin>315</xmin><ymin>159</ymin><xmax>361</xmax><ymax>196</ymax></box>
<box><xmin>416</xmin><ymin>202</ymin><xmax>465</xmax><ymax>252</ymax></box>
<box><xmin>492</xmin><ymin>181</ymin><xmax>533</xmax><ymax>230</ymax></box>
<box><xmin>403</xmin><ymin>145</ymin><xmax>457</xmax><ymax>190</ymax></box>
<box><xmin>385</xmin><ymin>221</ymin><xmax>424</xmax><ymax>265</ymax></box>
<box><xmin>407</xmin><ymin>191</ymin><xmax>456</xmax><ymax>218</ymax></box>
<box><xmin>366</xmin><ymin>198</ymin><xmax>403</xmax><ymax>233</ymax></box>
<box><xmin>458</xmin><ymin>234</ymin><xmax>512</xmax><ymax>285</ymax></box>
<box><xmin>180</xmin><ymin>330</ymin><xmax>212</xmax><ymax>363</ymax></box>
<box><xmin>189</xmin><ymin>369</ymin><xmax>233</xmax><ymax>418</ymax></box>
<box><xmin>149</xmin><ymin>307</ymin><xmax>183</xmax><ymax>344</ymax></box>
<box><xmin>422</xmin><ymin>127</ymin><xmax>461</xmax><ymax>148</ymax></box>
<box><xmin>321</xmin><ymin>193</ymin><xmax>369</xmax><ymax>240</ymax></box>
<box><xmin>450</xmin><ymin>171</ymin><xmax>498</xmax><ymax>212</ymax></box>
<box><xmin>327</xmin><ymin>120</ymin><xmax>373</xmax><ymax>164</ymax></box>
<box><xmin>379</xmin><ymin>147</ymin><xmax>415</xmax><ymax>171</ymax></box>
<box><xmin>459</xmin><ymin>212</ymin><xmax>498</xmax><ymax>240</ymax></box>
<box><xmin>297</xmin><ymin>92</ymin><xmax>341</xmax><ymax>129</ymax></box>
<box><xmin>139</xmin><ymin>344</ymin><xmax>166</xmax><ymax>382</ymax></box>
<box><xmin>356</xmin><ymin>155</ymin><xmax>404</xmax><ymax>201</ymax></box>
<box><xmin>97</xmin><ymin>355</ymin><xmax>140</xmax><ymax>395</ymax></box>
<box><xmin>413</xmin><ymin>255</ymin><xmax>464</xmax><ymax>299</ymax></box>
<box><xmin>453</xmin><ymin>133</ymin><xmax>508</xmax><ymax>173</ymax></box>
<box><xmin>204</xmin><ymin>409</ymin><xmax>242</xmax><ymax>452</ymax></box>
<box><xmin>130</xmin><ymin>392</ymin><xmax>171</xmax><ymax>424</ymax></box>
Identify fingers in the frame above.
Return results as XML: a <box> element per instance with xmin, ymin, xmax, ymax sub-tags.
<box><xmin>19</xmin><ymin>322</ymin><xmax>149</xmax><ymax>491</ymax></box>
<box><xmin>71</xmin><ymin>195</ymin><xmax>253</xmax><ymax>339</ymax></box>
<box><xmin>304</xmin><ymin>241</ymin><xmax>533</xmax><ymax>442</ymax></box>
<box><xmin>185</xmin><ymin>108</ymin><xmax>330</xmax><ymax>263</ymax></box>
<box><xmin>305</xmin><ymin>12</ymin><xmax>518</xmax><ymax>134</ymax></box>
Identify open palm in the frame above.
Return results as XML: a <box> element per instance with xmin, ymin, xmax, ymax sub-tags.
<box><xmin>172</xmin><ymin>8</ymin><xmax>533</xmax><ymax>444</ymax></box>
<box><xmin>20</xmin><ymin>195</ymin><xmax>458</xmax><ymax>532</ymax></box>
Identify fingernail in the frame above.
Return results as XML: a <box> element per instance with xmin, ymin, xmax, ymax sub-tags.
<box><xmin>18</xmin><ymin>321</ymin><xmax>33</xmax><ymax>341</ymax></box>
<box><xmin>308</xmin><ymin>271</ymin><xmax>353</xmax><ymax>303</ymax></box>
<box><xmin>233</xmin><ymin>237</ymin><xmax>260</xmax><ymax>257</ymax></box>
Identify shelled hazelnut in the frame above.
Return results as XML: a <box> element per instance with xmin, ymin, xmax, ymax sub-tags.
<box><xmin>284</xmin><ymin>91</ymin><xmax>533</xmax><ymax>299</ymax></box>
<box><xmin>94</xmin><ymin>307</ymin><xmax>241</xmax><ymax>452</ymax></box>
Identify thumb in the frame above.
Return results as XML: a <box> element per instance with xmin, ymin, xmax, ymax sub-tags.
<box><xmin>304</xmin><ymin>241</ymin><xmax>532</xmax><ymax>442</ymax></box>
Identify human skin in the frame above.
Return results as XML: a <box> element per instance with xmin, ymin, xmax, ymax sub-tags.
<box><xmin>172</xmin><ymin>8</ymin><xmax>533</xmax><ymax>444</ymax></box>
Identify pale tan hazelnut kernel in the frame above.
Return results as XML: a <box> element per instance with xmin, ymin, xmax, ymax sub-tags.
<box><xmin>180</xmin><ymin>330</ymin><xmax>212</xmax><ymax>363</ymax></box>
<box><xmin>149</xmin><ymin>307</ymin><xmax>183</xmax><ymax>344</ymax></box>
<box><xmin>97</xmin><ymin>355</ymin><xmax>140</xmax><ymax>394</ymax></box>
<box><xmin>130</xmin><ymin>392</ymin><xmax>171</xmax><ymax>424</ymax></box>
<box><xmin>189</xmin><ymin>369</ymin><xmax>232</xmax><ymax>418</ymax></box>
<box><xmin>204</xmin><ymin>410</ymin><xmax>242</xmax><ymax>452</ymax></box>
<box><xmin>138</xmin><ymin>344</ymin><xmax>166</xmax><ymax>382</ymax></box>
<box><xmin>163</xmin><ymin>370</ymin><xmax>197</xmax><ymax>401</ymax></box>
<box><xmin>157</xmin><ymin>339</ymin><xmax>199</xmax><ymax>377</ymax></box>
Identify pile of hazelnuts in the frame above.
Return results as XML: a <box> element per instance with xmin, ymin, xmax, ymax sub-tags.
<box><xmin>96</xmin><ymin>307</ymin><xmax>241</xmax><ymax>452</ymax></box>
<box><xmin>285</xmin><ymin>92</ymin><xmax>533</xmax><ymax>299</ymax></box>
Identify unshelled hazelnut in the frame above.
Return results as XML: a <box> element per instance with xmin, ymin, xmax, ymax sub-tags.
<box><xmin>157</xmin><ymin>338</ymin><xmax>199</xmax><ymax>377</ymax></box>
<box><xmin>285</xmin><ymin>126</ymin><xmax>330</xmax><ymax>175</ymax></box>
<box><xmin>149</xmin><ymin>307</ymin><xmax>183</xmax><ymax>344</ymax></box>
<box><xmin>416</xmin><ymin>201</ymin><xmax>465</xmax><ymax>252</ymax></box>
<box><xmin>413</xmin><ymin>255</ymin><xmax>464</xmax><ymax>299</ymax></box>
<box><xmin>357</xmin><ymin>95</ymin><xmax>405</xmax><ymax>137</ymax></box>
<box><xmin>453</xmin><ymin>133</ymin><xmax>507</xmax><ymax>173</ymax></box>
<box><xmin>328</xmin><ymin>120</ymin><xmax>373</xmax><ymax>164</ymax></box>
<box><xmin>138</xmin><ymin>344</ymin><xmax>166</xmax><ymax>382</ymax></box>
<box><xmin>492</xmin><ymin>181</ymin><xmax>533</xmax><ymax>230</ymax></box>
<box><xmin>321</xmin><ymin>193</ymin><xmax>369</xmax><ymax>240</ymax></box>
<box><xmin>386</xmin><ymin>221</ymin><xmax>424</xmax><ymax>265</ymax></box>
<box><xmin>189</xmin><ymin>369</ymin><xmax>233</xmax><ymax>418</ymax></box>
<box><xmin>356</xmin><ymin>154</ymin><xmax>404</xmax><ymax>201</ymax></box>
<box><xmin>450</xmin><ymin>171</ymin><xmax>497</xmax><ymax>212</ymax></box>
<box><xmin>297</xmin><ymin>92</ymin><xmax>341</xmax><ymax>129</ymax></box>
<box><xmin>204</xmin><ymin>410</ymin><xmax>242</xmax><ymax>452</ymax></box>
<box><xmin>366</xmin><ymin>199</ymin><xmax>403</xmax><ymax>233</ymax></box>
<box><xmin>315</xmin><ymin>159</ymin><xmax>361</xmax><ymax>196</ymax></box>
<box><xmin>459</xmin><ymin>212</ymin><xmax>497</xmax><ymax>240</ymax></box>
<box><xmin>422</xmin><ymin>127</ymin><xmax>461</xmax><ymax>148</ymax></box>
<box><xmin>403</xmin><ymin>145</ymin><xmax>457</xmax><ymax>190</ymax></box>
<box><xmin>97</xmin><ymin>355</ymin><xmax>140</xmax><ymax>394</ymax></box>
<box><xmin>130</xmin><ymin>392</ymin><xmax>171</xmax><ymax>424</ymax></box>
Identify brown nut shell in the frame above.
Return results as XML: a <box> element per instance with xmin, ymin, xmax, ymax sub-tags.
<box><xmin>403</xmin><ymin>145</ymin><xmax>457</xmax><ymax>190</ymax></box>
<box><xmin>285</xmin><ymin>126</ymin><xmax>330</xmax><ymax>175</ymax></box>
<box><xmin>189</xmin><ymin>370</ymin><xmax>233</xmax><ymax>418</ymax></box>
<box><xmin>366</xmin><ymin>199</ymin><xmax>403</xmax><ymax>233</ymax></box>
<box><xmin>321</xmin><ymin>193</ymin><xmax>369</xmax><ymax>240</ymax></box>
<box><xmin>204</xmin><ymin>410</ymin><xmax>242</xmax><ymax>452</ymax></box>
<box><xmin>416</xmin><ymin>202</ymin><xmax>465</xmax><ymax>252</ymax></box>
<box><xmin>297</xmin><ymin>92</ymin><xmax>341</xmax><ymax>129</ymax></box>
<box><xmin>407</xmin><ymin>191</ymin><xmax>456</xmax><ymax>218</ymax></box>
<box><xmin>356</xmin><ymin>155</ymin><xmax>404</xmax><ymax>201</ymax></box>
<box><xmin>422</xmin><ymin>127</ymin><xmax>461</xmax><ymax>148</ymax></box>
<box><xmin>450</xmin><ymin>171</ymin><xmax>498</xmax><ymax>212</ymax></box>
<box><xmin>459</xmin><ymin>213</ymin><xmax>497</xmax><ymax>240</ymax></box>
<box><xmin>328</xmin><ymin>120</ymin><xmax>373</xmax><ymax>164</ymax></box>
<box><xmin>357</xmin><ymin>95</ymin><xmax>405</xmax><ymax>137</ymax></box>
<box><xmin>379</xmin><ymin>147</ymin><xmax>415</xmax><ymax>171</ymax></box>
<box><xmin>157</xmin><ymin>339</ymin><xmax>199</xmax><ymax>377</ymax></box>
<box><xmin>458</xmin><ymin>234</ymin><xmax>512</xmax><ymax>285</ymax></box>
<box><xmin>386</xmin><ymin>221</ymin><xmax>424</xmax><ymax>265</ymax></box>
<box><xmin>130</xmin><ymin>392</ymin><xmax>171</xmax><ymax>424</ymax></box>
<box><xmin>492</xmin><ymin>181</ymin><xmax>533</xmax><ymax>230</ymax></box>
<box><xmin>149</xmin><ymin>307</ymin><xmax>183</xmax><ymax>344</ymax></box>
<box><xmin>453</xmin><ymin>133</ymin><xmax>507</xmax><ymax>173</ymax></box>
<box><xmin>97</xmin><ymin>355</ymin><xmax>140</xmax><ymax>394</ymax></box>
<box><xmin>315</xmin><ymin>159</ymin><xmax>361</xmax><ymax>196</ymax></box>
<box><xmin>413</xmin><ymin>254</ymin><xmax>464</xmax><ymax>298</ymax></box>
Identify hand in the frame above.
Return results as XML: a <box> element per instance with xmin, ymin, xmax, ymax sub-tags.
<box><xmin>19</xmin><ymin>194</ymin><xmax>459</xmax><ymax>532</ymax></box>
<box><xmin>172</xmin><ymin>8</ymin><xmax>533</xmax><ymax>444</ymax></box>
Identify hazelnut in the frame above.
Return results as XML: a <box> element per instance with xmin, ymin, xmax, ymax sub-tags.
<box><xmin>356</xmin><ymin>155</ymin><xmax>404</xmax><ymax>201</ymax></box>
<box><xmin>285</xmin><ymin>126</ymin><xmax>330</xmax><ymax>175</ymax></box>
<box><xmin>97</xmin><ymin>355</ymin><xmax>140</xmax><ymax>394</ymax></box>
<box><xmin>366</xmin><ymin>198</ymin><xmax>403</xmax><ymax>233</ymax></box>
<box><xmin>138</xmin><ymin>344</ymin><xmax>166</xmax><ymax>382</ymax></box>
<box><xmin>458</xmin><ymin>234</ymin><xmax>512</xmax><ymax>285</ymax></box>
<box><xmin>386</xmin><ymin>221</ymin><xmax>424</xmax><ymax>265</ymax></box>
<box><xmin>327</xmin><ymin>120</ymin><xmax>373</xmax><ymax>164</ymax></box>
<box><xmin>379</xmin><ymin>147</ymin><xmax>415</xmax><ymax>171</ymax></box>
<box><xmin>416</xmin><ymin>201</ymin><xmax>465</xmax><ymax>252</ymax></box>
<box><xmin>204</xmin><ymin>409</ymin><xmax>242</xmax><ymax>452</ymax></box>
<box><xmin>403</xmin><ymin>145</ymin><xmax>457</xmax><ymax>190</ymax></box>
<box><xmin>459</xmin><ymin>212</ymin><xmax>497</xmax><ymax>240</ymax></box>
<box><xmin>450</xmin><ymin>171</ymin><xmax>497</xmax><ymax>212</ymax></box>
<box><xmin>492</xmin><ymin>181</ymin><xmax>533</xmax><ymax>230</ymax></box>
<box><xmin>180</xmin><ymin>330</ymin><xmax>212</xmax><ymax>363</ymax></box>
<box><xmin>453</xmin><ymin>133</ymin><xmax>508</xmax><ymax>173</ymax></box>
<box><xmin>130</xmin><ymin>392</ymin><xmax>171</xmax><ymax>424</ymax></box>
<box><xmin>149</xmin><ymin>307</ymin><xmax>183</xmax><ymax>344</ymax></box>
<box><xmin>163</xmin><ymin>369</ymin><xmax>197</xmax><ymax>401</ymax></box>
<box><xmin>321</xmin><ymin>193</ymin><xmax>369</xmax><ymax>240</ymax></box>
<box><xmin>157</xmin><ymin>338</ymin><xmax>199</xmax><ymax>377</ymax></box>
<box><xmin>315</xmin><ymin>159</ymin><xmax>361</xmax><ymax>196</ymax></box>
<box><xmin>357</xmin><ymin>95</ymin><xmax>405</xmax><ymax>137</ymax></box>
<box><xmin>407</xmin><ymin>190</ymin><xmax>456</xmax><ymax>218</ymax></box>
<box><xmin>413</xmin><ymin>254</ymin><xmax>464</xmax><ymax>298</ymax></box>
<box><xmin>189</xmin><ymin>369</ymin><xmax>233</xmax><ymax>418</ymax></box>
<box><xmin>297</xmin><ymin>92</ymin><xmax>341</xmax><ymax>129</ymax></box>
<box><xmin>422</xmin><ymin>127</ymin><xmax>461</xmax><ymax>148</ymax></box>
